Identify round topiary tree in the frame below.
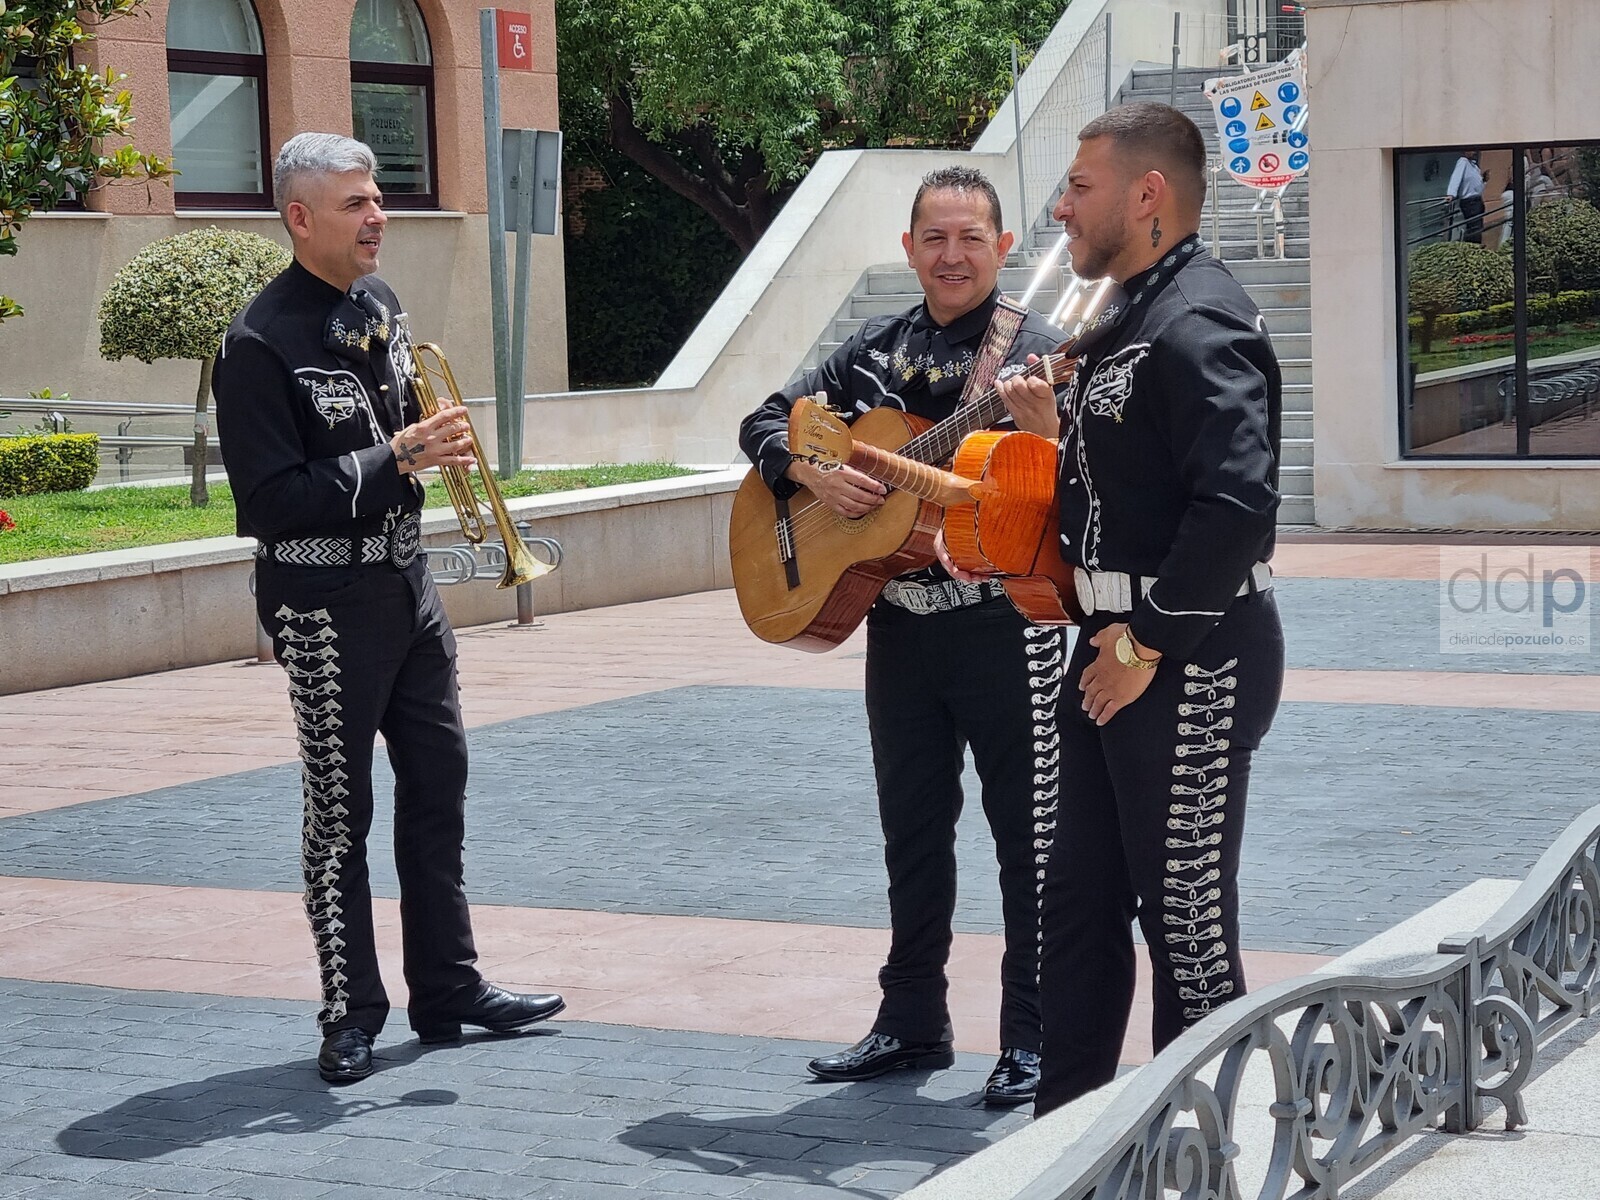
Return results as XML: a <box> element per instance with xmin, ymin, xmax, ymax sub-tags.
<box><xmin>1526</xmin><ymin>197</ymin><xmax>1600</xmax><ymax>293</ymax></box>
<box><xmin>99</xmin><ymin>227</ymin><xmax>290</xmax><ymax>505</ymax></box>
<box><xmin>1407</xmin><ymin>240</ymin><xmax>1515</xmax><ymax>353</ymax></box>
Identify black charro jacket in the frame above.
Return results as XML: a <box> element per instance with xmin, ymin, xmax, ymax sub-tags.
<box><xmin>213</xmin><ymin>260</ymin><xmax>424</xmax><ymax>542</ymax></box>
<box><xmin>1057</xmin><ymin>245</ymin><xmax>1281</xmax><ymax>660</ymax></box>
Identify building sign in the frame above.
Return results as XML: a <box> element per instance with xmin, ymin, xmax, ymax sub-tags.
<box><xmin>495</xmin><ymin>10</ymin><xmax>534</xmax><ymax>71</ymax></box>
<box><xmin>1205</xmin><ymin>50</ymin><xmax>1309</xmax><ymax>190</ymax></box>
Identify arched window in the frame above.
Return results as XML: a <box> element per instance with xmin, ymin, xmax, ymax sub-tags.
<box><xmin>350</xmin><ymin>0</ymin><xmax>437</xmax><ymax>208</ymax></box>
<box><xmin>166</xmin><ymin>0</ymin><xmax>271</xmax><ymax>207</ymax></box>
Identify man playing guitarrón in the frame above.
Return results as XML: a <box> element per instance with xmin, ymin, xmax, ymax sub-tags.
<box><xmin>739</xmin><ymin>166</ymin><xmax>1065</xmax><ymax>1106</ymax></box>
<box><xmin>989</xmin><ymin>103</ymin><xmax>1285</xmax><ymax>1115</ymax></box>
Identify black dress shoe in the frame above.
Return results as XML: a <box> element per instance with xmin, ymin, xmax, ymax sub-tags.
<box><xmin>318</xmin><ymin>1028</ymin><xmax>375</xmax><ymax>1084</ymax></box>
<box><xmin>982</xmin><ymin>1047</ymin><xmax>1041</xmax><ymax>1107</ymax></box>
<box><xmin>807</xmin><ymin>1032</ymin><xmax>955</xmax><ymax>1082</ymax></box>
<box><xmin>415</xmin><ymin>983</ymin><xmax>566</xmax><ymax>1044</ymax></box>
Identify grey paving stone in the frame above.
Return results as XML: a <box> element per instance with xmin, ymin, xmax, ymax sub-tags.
<box><xmin>4</xmin><ymin>684</ymin><xmax>1595</xmax><ymax>956</ymax></box>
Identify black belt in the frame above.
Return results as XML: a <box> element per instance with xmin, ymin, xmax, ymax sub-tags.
<box><xmin>257</xmin><ymin>513</ymin><xmax>422</xmax><ymax>569</ymax></box>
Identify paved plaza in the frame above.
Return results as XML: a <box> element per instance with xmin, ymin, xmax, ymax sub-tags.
<box><xmin>3</xmin><ymin>536</ymin><xmax>1599</xmax><ymax>1197</ymax></box>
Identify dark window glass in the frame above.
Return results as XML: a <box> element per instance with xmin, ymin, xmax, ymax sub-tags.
<box><xmin>349</xmin><ymin>0</ymin><xmax>437</xmax><ymax>208</ymax></box>
<box><xmin>166</xmin><ymin>0</ymin><xmax>271</xmax><ymax>207</ymax></box>
<box><xmin>1398</xmin><ymin>142</ymin><xmax>1600</xmax><ymax>457</ymax></box>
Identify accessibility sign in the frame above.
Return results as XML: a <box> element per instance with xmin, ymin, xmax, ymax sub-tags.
<box><xmin>1204</xmin><ymin>50</ymin><xmax>1310</xmax><ymax>190</ymax></box>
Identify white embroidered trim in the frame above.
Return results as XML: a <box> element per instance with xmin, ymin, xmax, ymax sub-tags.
<box><xmin>1026</xmin><ymin>624</ymin><xmax>1064</xmax><ymax>983</ymax></box>
<box><xmin>1165</xmin><ymin>657</ymin><xmax>1240</xmax><ymax>1024</ymax></box>
<box><xmin>278</xmin><ymin>602</ymin><xmax>354</xmax><ymax>1029</ymax></box>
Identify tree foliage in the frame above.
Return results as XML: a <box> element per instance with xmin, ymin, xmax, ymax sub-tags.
<box><xmin>99</xmin><ymin>228</ymin><xmax>289</xmax><ymax>505</ymax></box>
<box><xmin>1408</xmin><ymin>241</ymin><xmax>1514</xmax><ymax>353</ymax></box>
<box><xmin>558</xmin><ymin>0</ymin><xmax>1062</xmax><ymax>252</ymax></box>
<box><xmin>0</xmin><ymin>0</ymin><xmax>174</xmax><ymax>320</ymax></box>
<box><xmin>1524</xmin><ymin>197</ymin><xmax>1600</xmax><ymax>294</ymax></box>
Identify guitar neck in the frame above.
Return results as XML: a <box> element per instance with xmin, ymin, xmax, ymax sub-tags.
<box><xmin>901</xmin><ymin>351</ymin><xmax>1072</xmax><ymax>464</ymax></box>
<box><xmin>847</xmin><ymin>442</ymin><xmax>980</xmax><ymax>509</ymax></box>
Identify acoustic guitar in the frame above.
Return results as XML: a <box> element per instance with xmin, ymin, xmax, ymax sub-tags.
<box><xmin>789</xmin><ymin>399</ymin><xmax>1081</xmax><ymax>627</ymax></box>
<box><xmin>728</xmin><ymin>348</ymin><xmax>1076</xmax><ymax>650</ymax></box>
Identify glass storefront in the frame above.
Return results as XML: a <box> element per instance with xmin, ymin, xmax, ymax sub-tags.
<box><xmin>1398</xmin><ymin>142</ymin><xmax>1600</xmax><ymax>457</ymax></box>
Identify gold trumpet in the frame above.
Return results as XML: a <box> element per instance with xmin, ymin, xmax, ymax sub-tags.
<box><xmin>410</xmin><ymin>342</ymin><xmax>552</xmax><ymax>589</ymax></box>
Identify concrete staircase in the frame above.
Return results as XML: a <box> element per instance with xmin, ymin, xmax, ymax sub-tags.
<box><xmin>797</xmin><ymin>61</ymin><xmax>1316</xmax><ymax>527</ymax></box>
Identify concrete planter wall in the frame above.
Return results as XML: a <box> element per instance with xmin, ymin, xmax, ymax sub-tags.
<box><xmin>0</xmin><ymin>471</ymin><xmax>743</xmax><ymax>696</ymax></box>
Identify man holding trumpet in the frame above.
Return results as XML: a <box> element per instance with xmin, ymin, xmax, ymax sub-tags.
<box><xmin>214</xmin><ymin>132</ymin><xmax>564</xmax><ymax>1085</ymax></box>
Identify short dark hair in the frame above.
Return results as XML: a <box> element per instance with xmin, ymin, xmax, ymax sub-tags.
<box><xmin>1077</xmin><ymin>102</ymin><xmax>1208</xmax><ymax>217</ymax></box>
<box><xmin>910</xmin><ymin>166</ymin><xmax>1003</xmax><ymax>234</ymax></box>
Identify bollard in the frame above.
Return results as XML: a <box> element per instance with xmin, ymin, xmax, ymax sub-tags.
<box><xmin>509</xmin><ymin>520</ymin><xmax>545</xmax><ymax>630</ymax></box>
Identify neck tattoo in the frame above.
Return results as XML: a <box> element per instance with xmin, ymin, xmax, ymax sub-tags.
<box><xmin>1151</xmin><ymin>217</ymin><xmax>1163</xmax><ymax>248</ymax></box>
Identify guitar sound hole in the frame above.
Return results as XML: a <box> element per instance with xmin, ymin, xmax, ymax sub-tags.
<box><xmin>832</xmin><ymin>508</ymin><xmax>879</xmax><ymax>535</ymax></box>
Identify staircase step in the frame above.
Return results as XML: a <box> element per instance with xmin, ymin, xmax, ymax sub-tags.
<box><xmin>1279</xmin><ymin>464</ymin><xmax>1313</xmax><ymax>497</ymax></box>
<box><xmin>1226</xmin><ymin>257</ymin><xmax>1310</xmax><ymax>285</ymax></box>
<box><xmin>1244</xmin><ymin>281</ymin><xmax>1311</xmax><ymax>309</ymax></box>
<box><xmin>1261</xmin><ymin>306</ymin><xmax>1311</xmax><ymax>334</ymax></box>
<box><xmin>1282</xmin><ymin>411</ymin><xmax>1313</xmax><ymax>440</ymax></box>
<box><xmin>1277</xmin><ymin>493</ymin><xmax>1317</xmax><ymax>525</ymax></box>
<box><xmin>1280</xmin><ymin>436</ymin><xmax>1314</xmax><ymax>468</ymax></box>
<box><xmin>1280</xmin><ymin>359</ymin><xmax>1312</xmax><ymax>386</ymax></box>
<box><xmin>1266</xmin><ymin>330</ymin><xmax>1311</xmax><ymax>358</ymax></box>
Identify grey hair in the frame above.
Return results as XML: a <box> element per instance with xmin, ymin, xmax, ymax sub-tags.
<box><xmin>273</xmin><ymin>133</ymin><xmax>378</xmax><ymax>222</ymax></box>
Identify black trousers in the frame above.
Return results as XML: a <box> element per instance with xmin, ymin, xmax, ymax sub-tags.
<box><xmin>1459</xmin><ymin>194</ymin><xmax>1485</xmax><ymax>243</ymax></box>
<box><xmin>1035</xmin><ymin>591</ymin><xmax>1283</xmax><ymax>1115</ymax></box>
<box><xmin>864</xmin><ymin>597</ymin><xmax>1063</xmax><ymax>1053</ymax></box>
<box><xmin>256</xmin><ymin>559</ymin><xmax>482</xmax><ymax>1037</ymax></box>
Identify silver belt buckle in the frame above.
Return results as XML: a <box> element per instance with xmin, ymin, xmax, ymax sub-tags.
<box><xmin>1073</xmin><ymin>567</ymin><xmax>1096</xmax><ymax>617</ymax></box>
<box><xmin>387</xmin><ymin>513</ymin><xmax>421</xmax><ymax>568</ymax></box>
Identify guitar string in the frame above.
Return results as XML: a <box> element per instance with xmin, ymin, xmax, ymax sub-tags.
<box><xmin>779</xmin><ymin>352</ymin><xmax>1073</xmax><ymax>545</ymax></box>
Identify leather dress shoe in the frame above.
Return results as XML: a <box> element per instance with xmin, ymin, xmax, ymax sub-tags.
<box><xmin>317</xmin><ymin>1028</ymin><xmax>375</xmax><ymax>1084</ymax></box>
<box><xmin>982</xmin><ymin>1047</ymin><xmax>1041</xmax><ymax>1107</ymax></box>
<box><xmin>415</xmin><ymin>983</ymin><xmax>566</xmax><ymax>1044</ymax></box>
<box><xmin>806</xmin><ymin>1032</ymin><xmax>955</xmax><ymax>1082</ymax></box>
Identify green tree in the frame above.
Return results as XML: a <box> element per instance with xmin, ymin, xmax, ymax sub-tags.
<box><xmin>0</xmin><ymin>0</ymin><xmax>174</xmax><ymax>320</ymax></box>
<box><xmin>1407</xmin><ymin>241</ymin><xmax>1514</xmax><ymax>353</ymax></box>
<box><xmin>558</xmin><ymin>0</ymin><xmax>1062</xmax><ymax>252</ymax></box>
<box><xmin>98</xmin><ymin>228</ymin><xmax>289</xmax><ymax>506</ymax></box>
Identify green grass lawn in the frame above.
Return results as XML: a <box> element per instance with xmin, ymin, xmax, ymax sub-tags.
<box><xmin>1411</xmin><ymin>321</ymin><xmax>1600</xmax><ymax>375</ymax></box>
<box><xmin>0</xmin><ymin>463</ymin><xmax>697</xmax><ymax>565</ymax></box>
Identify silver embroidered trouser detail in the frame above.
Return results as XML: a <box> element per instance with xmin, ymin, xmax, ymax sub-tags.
<box><xmin>864</xmin><ymin>597</ymin><xmax>1058</xmax><ymax>1052</ymax></box>
<box><xmin>1026</xmin><ymin>624</ymin><xmax>1064</xmax><ymax>978</ymax></box>
<box><xmin>255</xmin><ymin>559</ymin><xmax>482</xmax><ymax>1038</ymax></box>
<box><xmin>277</xmin><ymin>603</ymin><xmax>354</xmax><ymax>1028</ymax></box>
<box><xmin>1035</xmin><ymin>592</ymin><xmax>1284</xmax><ymax>1117</ymax></box>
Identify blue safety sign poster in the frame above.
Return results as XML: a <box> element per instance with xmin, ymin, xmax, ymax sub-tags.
<box><xmin>1204</xmin><ymin>50</ymin><xmax>1309</xmax><ymax>190</ymax></box>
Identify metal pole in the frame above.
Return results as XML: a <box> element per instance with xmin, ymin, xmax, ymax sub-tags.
<box><xmin>1170</xmin><ymin>12</ymin><xmax>1181</xmax><ymax>108</ymax></box>
<box><xmin>505</xmin><ymin>132</ymin><xmax>535</xmax><ymax>479</ymax></box>
<box><xmin>1103</xmin><ymin>13</ymin><xmax>1114</xmax><ymax>108</ymax></box>
<box><xmin>510</xmin><ymin>520</ymin><xmax>542</xmax><ymax>628</ymax></box>
<box><xmin>1010</xmin><ymin>43</ymin><xmax>1027</xmax><ymax>252</ymax></box>
<box><xmin>479</xmin><ymin>10</ymin><xmax>514</xmax><ymax>481</ymax></box>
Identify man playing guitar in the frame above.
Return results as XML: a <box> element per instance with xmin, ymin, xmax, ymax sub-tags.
<box><xmin>738</xmin><ymin>166</ymin><xmax>1064</xmax><ymax>1106</ymax></box>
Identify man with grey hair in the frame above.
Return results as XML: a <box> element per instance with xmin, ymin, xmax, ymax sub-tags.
<box><xmin>215</xmin><ymin>132</ymin><xmax>564</xmax><ymax>1085</ymax></box>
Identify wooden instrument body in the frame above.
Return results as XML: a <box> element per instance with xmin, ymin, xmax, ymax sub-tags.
<box><xmin>932</xmin><ymin>431</ymin><xmax>1083</xmax><ymax>626</ymax></box>
<box><xmin>728</xmin><ymin>407</ymin><xmax>940</xmax><ymax>651</ymax></box>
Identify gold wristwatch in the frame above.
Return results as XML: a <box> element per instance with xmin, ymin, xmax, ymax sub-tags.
<box><xmin>1115</xmin><ymin>630</ymin><xmax>1159</xmax><ymax>670</ymax></box>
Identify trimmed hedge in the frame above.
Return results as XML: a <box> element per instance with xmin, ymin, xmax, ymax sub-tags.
<box><xmin>1407</xmin><ymin>288</ymin><xmax>1600</xmax><ymax>341</ymax></box>
<box><xmin>0</xmin><ymin>434</ymin><xmax>100</xmax><ymax>498</ymax></box>
<box><xmin>1524</xmin><ymin>198</ymin><xmax>1600</xmax><ymax>293</ymax></box>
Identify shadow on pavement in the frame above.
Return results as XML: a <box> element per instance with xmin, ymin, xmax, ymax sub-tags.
<box><xmin>54</xmin><ymin>1041</ymin><xmax>455</xmax><ymax>1160</ymax></box>
<box><xmin>618</xmin><ymin>1074</ymin><xmax>1018</xmax><ymax>1196</ymax></box>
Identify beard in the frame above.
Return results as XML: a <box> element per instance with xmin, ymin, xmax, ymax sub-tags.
<box><xmin>1066</xmin><ymin>204</ymin><xmax>1128</xmax><ymax>281</ymax></box>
